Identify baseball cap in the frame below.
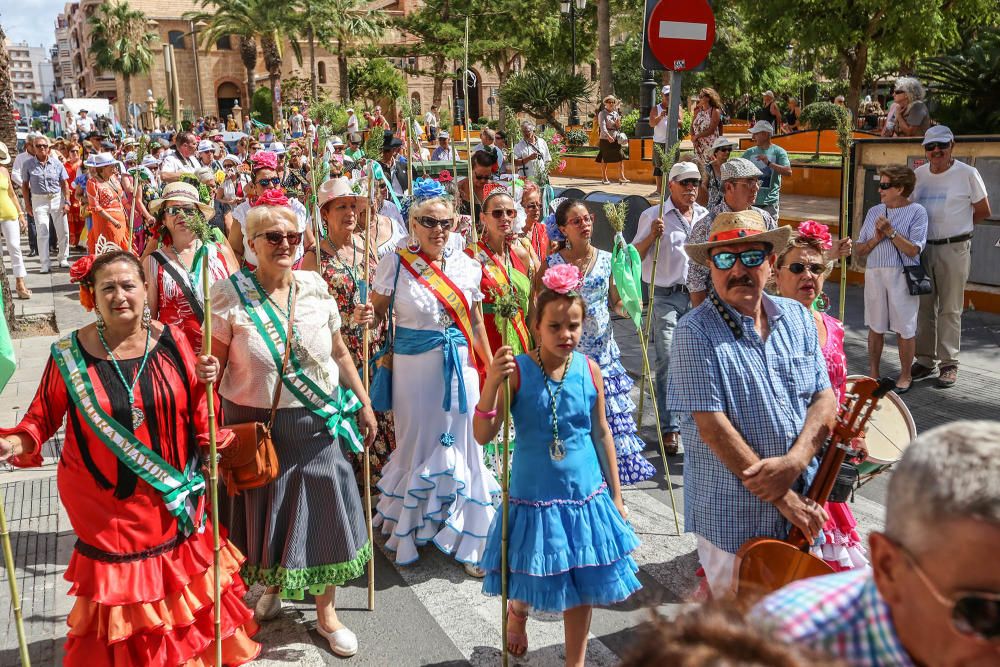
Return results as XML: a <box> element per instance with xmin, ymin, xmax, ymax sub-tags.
<box><xmin>661</xmin><ymin>85</ymin><xmax>671</xmax><ymax>95</ymax></box>
<box><xmin>922</xmin><ymin>125</ymin><xmax>954</xmax><ymax>146</ymax></box>
<box><xmin>668</xmin><ymin>161</ymin><xmax>701</xmax><ymax>182</ymax></box>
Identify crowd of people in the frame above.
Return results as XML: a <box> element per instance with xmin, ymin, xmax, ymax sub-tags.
<box><xmin>0</xmin><ymin>83</ymin><xmax>994</xmax><ymax>667</ymax></box>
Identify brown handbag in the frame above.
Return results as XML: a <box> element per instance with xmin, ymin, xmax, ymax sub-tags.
<box><xmin>219</xmin><ymin>285</ymin><xmax>296</xmax><ymax>493</ymax></box>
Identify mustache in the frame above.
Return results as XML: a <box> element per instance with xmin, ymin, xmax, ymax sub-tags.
<box><xmin>727</xmin><ymin>275</ymin><xmax>755</xmax><ymax>289</ymax></box>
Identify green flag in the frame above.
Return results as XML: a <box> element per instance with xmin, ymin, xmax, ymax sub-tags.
<box><xmin>0</xmin><ymin>291</ymin><xmax>16</xmax><ymax>391</ymax></box>
<box><xmin>611</xmin><ymin>233</ymin><xmax>644</xmax><ymax>329</ymax></box>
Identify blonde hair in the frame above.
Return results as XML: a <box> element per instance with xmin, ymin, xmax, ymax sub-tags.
<box><xmin>246</xmin><ymin>205</ymin><xmax>298</xmax><ymax>240</ymax></box>
<box><xmin>407</xmin><ymin>196</ymin><xmax>454</xmax><ymax>234</ymax></box>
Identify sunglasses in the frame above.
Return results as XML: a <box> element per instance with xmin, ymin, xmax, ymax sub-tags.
<box><xmin>487</xmin><ymin>208</ymin><xmax>517</xmax><ymax>219</ymax></box>
<box><xmin>900</xmin><ymin>543</ymin><xmax>1000</xmax><ymax>641</ymax></box>
<box><xmin>924</xmin><ymin>142</ymin><xmax>950</xmax><ymax>152</ymax></box>
<box><xmin>677</xmin><ymin>178</ymin><xmax>701</xmax><ymax>188</ymax></box>
<box><xmin>878</xmin><ymin>182</ymin><xmax>898</xmax><ymax>190</ymax></box>
<box><xmin>785</xmin><ymin>262</ymin><xmax>826</xmax><ymax>275</ymax></box>
<box><xmin>523</xmin><ymin>203</ymin><xmax>542</xmax><ymax>211</ymax></box>
<box><xmin>415</xmin><ymin>216</ymin><xmax>454</xmax><ymax>230</ymax></box>
<box><xmin>256</xmin><ymin>177</ymin><xmax>282</xmax><ymax>188</ymax></box>
<box><xmin>893</xmin><ymin>89</ymin><xmax>904</xmax><ymax>94</ymax></box>
<box><xmin>255</xmin><ymin>231</ymin><xmax>303</xmax><ymax>246</ymax></box>
<box><xmin>716</xmin><ymin>147</ymin><xmax>733</xmax><ymax>153</ymax></box>
<box><xmin>710</xmin><ymin>249</ymin><xmax>767</xmax><ymax>270</ymax></box>
<box><xmin>165</xmin><ymin>205</ymin><xmax>196</xmax><ymax>216</ymax></box>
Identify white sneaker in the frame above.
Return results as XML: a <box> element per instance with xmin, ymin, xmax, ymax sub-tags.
<box><xmin>317</xmin><ymin>624</ymin><xmax>358</xmax><ymax>657</ymax></box>
<box><xmin>464</xmin><ymin>562</ymin><xmax>486</xmax><ymax>578</ymax></box>
<box><xmin>254</xmin><ymin>592</ymin><xmax>283</xmax><ymax>621</ymax></box>
<box><xmin>59</xmin><ymin>260</ymin><xmax>71</xmax><ymax>268</ymax></box>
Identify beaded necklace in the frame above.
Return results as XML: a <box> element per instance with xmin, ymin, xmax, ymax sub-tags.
<box><xmin>169</xmin><ymin>240</ymin><xmax>203</xmax><ymax>289</ymax></box>
<box><xmin>98</xmin><ymin>325</ymin><xmax>153</xmax><ymax>430</ymax></box>
<box><xmin>535</xmin><ymin>348</ymin><xmax>573</xmax><ymax>461</ymax></box>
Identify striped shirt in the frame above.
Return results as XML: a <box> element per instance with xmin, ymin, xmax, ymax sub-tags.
<box><xmin>666</xmin><ymin>293</ymin><xmax>830</xmax><ymax>553</ymax></box>
<box><xmin>753</xmin><ymin>569</ymin><xmax>916</xmax><ymax>666</ymax></box>
<box><xmin>857</xmin><ymin>203</ymin><xmax>928</xmax><ymax>268</ymax></box>
<box><xmin>686</xmin><ymin>202</ymin><xmax>777</xmax><ymax>294</ymax></box>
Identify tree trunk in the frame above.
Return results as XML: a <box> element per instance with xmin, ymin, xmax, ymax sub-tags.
<box><xmin>309</xmin><ymin>27</ymin><xmax>318</xmax><ymax>100</ymax></box>
<box><xmin>0</xmin><ymin>25</ymin><xmax>16</xmax><ymax>325</ymax></box>
<box><xmin>123</xmin><ymin>75</ymin><xmax>132</xmax><ymax>128</ymax></box>
<box><xmin>596</xmin><ymin>0</ymin><xmax>613</xmax><ymax>97</ymax></box>
<box><xmin>543</xmin><ymin>114</ymin><xmax>566</xmax><ymax>135</ymax></box>
<box><xmin>844</xmin><ymin>42</ymin><xmax>869</xmax><ymax>125</ymax></box>
<box><xmin>240</xmin><ymin>36</ymin><xmax>257</xmax><ymax>103</ymax></box>
<box><xmin>261</xmin><ymin>35</ymin><xmax>283</xmax><ymax>123</ymax></box>
<box><xmin>431</xmin><ymin>55</ymin><xmax>446</xmax><ymax>107</ymax></box>
<box><xmin>338</xmin><ymin>49</ymin><xmax>350</xmax><ymax>103</ymax></box>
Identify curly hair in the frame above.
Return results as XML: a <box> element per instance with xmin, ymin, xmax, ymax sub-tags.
<box><xmin>894</xmin><ymin>77</ymin><xmax>925</xmax><ymax>104</ymax></box>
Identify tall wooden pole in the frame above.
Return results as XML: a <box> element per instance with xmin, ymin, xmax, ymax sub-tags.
<box><xmin>463</xmin><ymin>17</ymin><xmax>477</xmax><ymax>244</ymax></box>
<box><xmin>201</xmin><ymin>255</ymin><xmax>223</xmax><ymax>666</ymax></box>
<box><xmin>361</xmin><ymin>164</ymin><xmax>376</xmax><ymax>611</ymax></box>
<box><xmin>0</xmin><ymin>493</ymin><xmax>30</xmax><ymax>666</ymax></box>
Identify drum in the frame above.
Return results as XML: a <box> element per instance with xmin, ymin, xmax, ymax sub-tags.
<box><xmin>846</xmin><ymin>375</ymin><xmax>916</xmax><ymax>482</ymax></box>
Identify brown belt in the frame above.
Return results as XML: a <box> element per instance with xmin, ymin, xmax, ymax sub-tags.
<box><xmin>74</xmin><ymin>531</ymin><xmax>188</xmax><ymax>563</ymax></box>
<box><xmin>926</xmin><ymin>233</ymin><xmax>973</xmax><ymax>245</ymax></box>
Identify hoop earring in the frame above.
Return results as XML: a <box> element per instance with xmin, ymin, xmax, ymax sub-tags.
<box><xmin>406</xmin><ymin>236</ymin><xmax>421</xmax><ymax>253</ymax></box>
<box><xmin>142</xmin><ymin>303</ymin><xmax>152</xmax><ymax>329</ymax></box>
<box><xmin>812</xmin><ymin>292</ymin><xmax>830</xmax><ymax>313</ymax></box>
<box><xmin>96</xmin><ymin>311</ymin><xmax>106</xmax><ymax>331</ymax></box>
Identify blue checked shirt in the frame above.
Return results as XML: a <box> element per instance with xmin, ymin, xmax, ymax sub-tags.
<box><xmin>857</xmin><ymin>202</ymin><xmax>928</xmax><ymax>268</ymax></box>
<box><xmin>666</xmin><ymin>293</ymin><xmax>830</xmax><ymax>553</ymax></box>
<box><xmin>752</xmin><ymin>569</ymin><xmax>915</xmax><ymax>666</ymax></box>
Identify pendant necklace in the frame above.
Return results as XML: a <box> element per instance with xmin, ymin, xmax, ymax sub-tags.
<box><xmin>251</xmin><ymin>272</ymin><xmax>307</xmax><ymax>359</ymax></box>
<box><xmin>536</xmin><ymin>348</ymin><xmax>573</xmax><ymax>461</ymax></box>
<box><xmin>98</xmin><ymin>325</ymin><xmax>153</xmax><ymax>430</ymax></box>
<box><xmin>325</xmin><ymin>238</ymin><xmax>360</xmax><ymax>304</ymax></box>
<box><xmin>170</xmin><ymin>241</ymin><xmax>204</xmax><ymax>295</ymax></box>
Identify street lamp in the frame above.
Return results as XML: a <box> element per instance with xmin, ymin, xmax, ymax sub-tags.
<box><xmin>560</xmin><ymin>0</ymin><xmax>586</xmax><ymax>127</ymax></box>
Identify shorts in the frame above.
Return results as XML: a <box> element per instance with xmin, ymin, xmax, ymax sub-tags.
<box><xmin>864</xmin><ymin>265</ymin><xmax>919</xmax><ymax>338</ymax></box>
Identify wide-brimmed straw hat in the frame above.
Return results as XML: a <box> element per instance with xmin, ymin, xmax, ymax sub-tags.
<box><xmin>149</xmin><ymin>182</ymin><xmax>216</xmax><ymax>218</ymax></box>
<box><xmin>83</xmin><ymin>152</ymin><xmax>120</xmax><ymax>169</ymax></box>
<box><xmin>684</xmin><ymin>210</ymin><xmax>791</xmax><ymax>267</ymax></box>
<box><xmin>0</xmin><ymin>142</ymin><xmax>10</xmax><ymax>165</ymax></box>
<box><xmin>317</xmin><ymin>177</ymin><xmax>365</xmax><ymax>210</ymax></box>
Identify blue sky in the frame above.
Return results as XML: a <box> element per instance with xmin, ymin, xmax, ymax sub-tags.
<box><xmin>3</xmin><ymin>2</ymin><xmax>66</xmax><ymax>51</ymax></box>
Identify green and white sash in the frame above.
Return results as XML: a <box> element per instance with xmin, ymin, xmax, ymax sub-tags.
<box><xmin>229</xmin><ymin>269</ymin><xmax>364</xmax><ymax>452</ymax></box>
<box><xmin>51</xmin><ymin>334</ymin><xmax>205</xmax><ymax>535</ymax></box>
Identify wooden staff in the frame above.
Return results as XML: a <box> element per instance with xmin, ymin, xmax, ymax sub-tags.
<box><xmin>305</xmin><ymin>132</ymin><xmax>323</xmax><ymax>268</ymax></box>
<box><xmin>0</xmin><ymin>492</ymin><xmax>30</xmax><ymax>666</ymax></box>
<box><xmin>406</xmin><ymin>103</ymin><xmax>415</xmax><ymax>198</ymax></box>
<box><xmin>463</xmin><ymin>16</ymin><xmax>477</xmax><ymax>245</ymax></box>
<box><xmin>201</xmin><ymin>250</ymin><xmax>223</xmax><ymax>666</ymax></box>
<box><xmin>360</xmin><ymin>163</ymin><xmax>376</xmax><ymax>611</ymax></box>
<box><xmin>448</xmin><ymin>95</ymin><xmax>458</xmax><ymax>178</ymax></box>
<box><xmin>497</xmin><ymin>318</ymin><xmax>514</xmax><ymax>667</ymax></box>
<box><xmin>838</xmin><ymin>139</ymin><xmax>851</xmax><ymax>318</ymax></box>
<box><xmin>125</xmin><ymin>136</ymin><xmax>149</xmax><ymax>254</ymax></box>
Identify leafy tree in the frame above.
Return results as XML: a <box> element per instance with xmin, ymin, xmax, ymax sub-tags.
<box><xmin>258</xmin><ymin>8</ymin><xmax>303</xmax><ymax>122</ymax></box>
<box><xmin>596</xmin><ymin>0</ymin><xmax>612</xmax><ymax>96</ymax></box>
<box><xmin>499</xmin><ymin>66</ymin><xmax>594</xmax><ymax>134</ymax></box>
<box><xmin>611</xmin><ymin>35</ymin><xmax>642</xmax><ymax>108</ymax></box>
<box><xmin>186</xmin><ymin>0</ymin><xmax>261</xmax><ymax>105</ymax></box>
<box><xmin>348</xmin><ymin>58</ymin><xmax>406</xmax><ymax>108</ymax></box>
<box><xmin>919</xmin><ymin>27</ymin><xmax>1000</xmax><ymax>133</ymax></box>
<box><xmin>88</xmin><ymin>0</ymin><xmax>158</xmax><ymax>121</ymax></box>
<box><xmin>251</xmin><ymin>86</ymin><xmax>274</xmax><ymax>125</ymax></box>
<box><xmin>153</xmin><ymin>98</ymin><xmax>171</xmax><ymax>124</ymax></box>
<box><xmin>309</xmin><ymin>100</ymin><xmax>350</xmax><ymax>133</ymax></box>
<box><xmin>303</xmin><ymin>0</ymin><xmax>386</xmax><ymax>103</ymax></box>
<box><xmin>0</xmin><ymin>25</ymin><xmax>15</xmax><ymax>323</ymax></box>
<box><xmin>387</xmin><ymin>0</ymin><xmax>464</xmax><ymax>109</ymax></box>
<box><xmin>799</xmin><ymin>101</ymin><xmax>849</xmax><ymax>159</ymax></box>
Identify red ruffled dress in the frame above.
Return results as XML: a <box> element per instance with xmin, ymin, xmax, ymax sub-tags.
<box><xmin>153</xmin><ymin>246</ymin><xmax>232</xmax><ymax>354</ymax></box>
<box><xmin>1</xmin><ymin>324</ymin><xmax>260</xmax><ymax>666</ymax></box>
<box><xmin>811</xmin><ymin>312</ymin><xmax>869</xmax><ymax>571</ymax></box>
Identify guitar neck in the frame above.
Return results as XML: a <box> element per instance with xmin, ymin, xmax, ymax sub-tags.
<box><xmin>786</xmin><ymin>439</ymin><xmax>848</xmax><ymax>550</ymax></box>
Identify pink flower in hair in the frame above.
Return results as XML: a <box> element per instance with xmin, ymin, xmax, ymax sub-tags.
<box><xmin>252</xmin><ymin>188</ymin><xmax>290</xmax><ymax>208</ymax></box>
<box><xmin>797</xmin><ymin>219</ymin><xmax>832</xmax><ymax>249</ymax></box>
<box><xmin>542</xmin><ymin>263</ymin><xmax>583</xmax><ymax>294</ymax></box>
<box><xmin>250</xmin><ymin>150</ymin><xmax>278</xmax><ymax>172</ymax></box>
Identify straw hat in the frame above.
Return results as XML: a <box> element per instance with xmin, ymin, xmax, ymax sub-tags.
<box><xmin>317</xmin><ymin>177</ymin><xmax>365</xmax><ymax>210</ymax></box>
<box><xmin>684</xmin><ymin>210</ymin><xmax>791</xmax><ymax>267</ymax></box>
<box><xmin>148</xmin><ymin>181</ymin><xmax>216</xmax><ymax>218</ymax></box>
<box><xmin>0</xmin><ymin>142</ymin><xmax>10</xmax><ymax>165</ymax></box>
<box><xmin>83</xmin><ymin>152</ymin><xmax>120</xmax><ymax>169</ymax></box>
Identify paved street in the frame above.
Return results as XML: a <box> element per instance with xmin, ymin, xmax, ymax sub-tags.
<box><xmin>1</xmin><ymin>226</ymin><xmax>998</xmax><ymax>666</ymax></box>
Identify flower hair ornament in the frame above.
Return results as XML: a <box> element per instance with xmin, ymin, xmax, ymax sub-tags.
<box><xmin>401</xmin><ymin>177</ymin><xmax>451</xmax><ymax>223</ymax></box>
<box><xmin>249</xmin><ymin>150</ymin><xmax>278</xmax><ymax>172</ymax></box>
<box><xmin>542</xmin><ymin>263</ymin><xmax>583</xmax><ymax>296</ymax></box>
<box><xmin>252</xmin><ymin>188</ymin><xmax>290</xmax><ymax>208</ymax></box>
<box><xmin>69</xmin><ymin>256</ymin><xmax>97</xmax><ymax>311</ymax></box>
<box><xmin>437</xmin><ymin>169</ymin><xmax>453</xmax><ymax>183</ymax></box>
<box><xmin>544</xmin><ymin>212</ymin><xmax>565</xmax><ymax>243</ymax></box>
<box><xmin>796</xmin><ymin>219</ymin><xmax>832</xmax><ymax>250</ymax></box>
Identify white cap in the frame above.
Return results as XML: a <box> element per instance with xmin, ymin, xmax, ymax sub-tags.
<box><xmin>661</xmin><ymin>85</ymin><xmax>671</xmax><ymax>95</ymax></box>
<box><xmin>141</xmin><ymin>155</ymin><xmax>161</xmax><ymax>167</ymax></box>
<box><xmin>709</xmin><ymin>136</ymin><xmax>736</xmax><ymax>154</ymax></box>
<box><xmin>270</xmin><ymin>141</ymin><xmax>286</xmax><ymax>155</ymax></box>
<box><xmin>197</xmin><ymin>139</ymin><xmax>215</xmax><ymax>153</ymax></box>
<box><xmin>330</xmin><ymin>135</ymin><xmax>345</xmax><ymax>146</ymax></box>
<box><xmin>668</xmin><ymin>161</ymin><xmax>701</xmax><ymax>182</ymax></box>
<box><xmin>439</xmin><ymin>131</ymin><xmax>449</xmax><ymax>139</ymax></box>
<box><xmin>922</xmin><ymin>125</ymin><xmax>955</xmax><ymax>146</ymax></box>
<box><xmin>124</xmin><ymin>151</ymin><xmax>138</xmax><ymax>162</ymax></box>
<box><xmin>749</xmin><ymin>120</ymin><xmax>775</xmax><ymax>135</ymax></box>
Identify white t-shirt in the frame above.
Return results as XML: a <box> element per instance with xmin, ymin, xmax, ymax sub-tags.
<box><xmin>232</xmin><ymin>198</ymin><xmax>310</xmax><ymax>266</ymax></box>
<box><xmin>347</xmin><ymin>114</ymin><xmax>359</xmax><ymax>134</ymax></box>
<box><xmin>424</xmin><ymin>111</ymin><xmax>438</xmax><ymax>129</ymax></box>
<box><xmin>652</xmin><ymin>103</ymin><xmax>670</xmax><ymax>143</ymax></box>
<box><xmin>912</xmin><ymin>161</ymin><xmax>988</xmax><ymax>240</ymax></box>
<box><xmin>289</xmin><ymin>113</ymin><xmax>304</xmax><ymax>133</ymax></box>
<box><xmin>160</xmin><ymin>151</ymin><xmax>200</xmax><ymax>175</ymax></box>
<box><xmin>632</xmin><ymin>198</ymin><xmax>709</xmax><ymax>287</ymax></box>
<box><xmin>513</xmin><ymin>137</ymin><xmax>551</xmax><ymax>181</ymax></box>
<box><xmin>76</xmin><ymin>116</ymin><xmax>95</xmax><ymax>133</ymax></box>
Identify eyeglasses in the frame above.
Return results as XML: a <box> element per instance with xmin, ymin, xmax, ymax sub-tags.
<box><xmin>898</xmin><ymin>542</ymin><xmax>1000</xmax><ymax>641</ymax></box>
<box><xmin>165</xmin><ymin>205</ymin><xmax>195</xmax><ymax>216</ymax></box>
<box><xmin>677</xmin><ymin>178</ymin><xmax>701</xmax><ymax>188</ymax></box>
<box><xmin>487</xmin><ymin>208</ymin><xmax>517</xmax><ymax>219</ymax></box>
<box><xmin>893</xmin><ymin>89</ymin><xmax>904</xmax><ymax>95</ymax></box>
<box><xmin>716</xmin><ymin>147</ymin><xmax>733</xmax><ymax>153</ymax></box>
<box><xmin>566</xmin><ymin>214</ymin><xmax>593</xmax><ymax>226</ymax></box>
<box><xmin>924</xmin><ymin>142</ymin><xmax>950</xmax><ymax>152</ymax></box>
<box><xmin>710</xmin><ymin>249</ymin><xmax>767</xmax><ymax>270</ymax></box>
<box><xmin>256</xmin><ymin>177</ymin><xmax>282</xmax><ymax>188</ymax></box>
<box><xmin>878</xmin><ymin>182</ymin><xmax>898</xmax><ymax>190</ymax></box>
<box><xmin>415</xmin><ymin>216</ymin><xmax>454</xmax><ymax>230</ymax></box>
<box><xmin>523</xmin><ymin>203</ymin><xmax>542</xmax><ymax>211</ymax></box>
<box><xmin>785</xmin><ymin>262</ymin><xmax>826</xmax><ymax>275</ymax></box>
<box><xmin>35</xmin><ymin>144</ymin><xmax>51</xmax><ymax>150</ymax></box>
<box><xmin>734</xmin><ymin>179</ymin><xmax>761</xmax><ymax>189</ymax></box>
<box><xmin>254</xmin><ymin>231</ymin><xmax>303</xmax><ymax>246</ymax></box>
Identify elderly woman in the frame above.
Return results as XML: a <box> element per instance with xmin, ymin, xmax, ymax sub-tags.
<box><xmin>301</xmin><ymin>177</ymin><xmax>397</xmax><ymax>489</ymax></box>
<box><xmin>701</xmin><ymin>137</ymin><xmax>735</xmax><ymax>211</ymax></box>
<box><xmin>883</xmin><ymin>77</ymin><xmax>930</xmax><ymax>137</ymax></box>
<box><xmin>354</xmin><ymin>179</ymin><xmax>499</xmax><ymax>573</ymax></box>
<box><xmin>84</xmin><ymin>152</ymin><xmax>130</xmax><ymax>255</ymax></box>
<box><xmin>774</xmin><ymin>222</ymin><xmax>867</xmax><ymax>572</ymax></box>
<box><xmin>0</xmin><ymin>250</ymin><xmax>260</xmax><ymax>665</ymax></box>
<box><xmin>596</xmin><ymin>95</ymin><xmax>628</xmax><ymax>185</ymax></box>
<box><xmin>519</xmin><ymin>180</ymin><xmax>549</xmax><ymax>260</ymax></box>
<box><xmin>855</xmin><ymin>166</ymin><xmax>928</xmax><ymax>393</ymax></box>
<box><xmin>692</xmin><ymin>87</ymin><xmax>724</xmax><ymax>163</ymax></box>
<box><xmin>204</xmin><ymin>201</ymin><xmax>377</xmax><ymax>657</ymax></box>
<box><xmin>145</xmin><ymin>181</ymin><xmax>238</xmax><ymax>353</ymax></box>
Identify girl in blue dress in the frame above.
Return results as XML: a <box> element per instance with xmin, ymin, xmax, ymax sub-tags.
<box><xmin>533</xmin><ymin>198</ymin><xmax>656</xmax><ymax>486</ymax></box>
<box><xmin>474</xmin><ymin>263</ymin><xmax>642</xmax><ymax>665</ymax></box>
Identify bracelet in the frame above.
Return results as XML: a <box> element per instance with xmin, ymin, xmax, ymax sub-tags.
<box><xmin>474</xmin><ymin>405</ymin><xmax>498</xmax><ymax>419</ymax></box>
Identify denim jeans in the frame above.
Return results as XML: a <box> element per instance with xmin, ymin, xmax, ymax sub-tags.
<box><xmin>649</xmin><ymin>285</ymin><xmax>691</xmax><ymax>433</ymax></box>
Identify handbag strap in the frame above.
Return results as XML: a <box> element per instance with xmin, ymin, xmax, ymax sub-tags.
<box><xmin>267</xmin><ymin>281</ymin><xmax>297</xmax><ymax>428</ymax></box>
<box><xmin>150</xmin><ymin>249</ymin><xmax>205</xmax><ymax>322</ymax></box>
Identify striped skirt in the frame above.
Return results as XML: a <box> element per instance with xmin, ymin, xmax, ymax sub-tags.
<box><xmin>223</xmin><ymin>401</ymin><xmax>371</xmax><ymax>600</ymax></box>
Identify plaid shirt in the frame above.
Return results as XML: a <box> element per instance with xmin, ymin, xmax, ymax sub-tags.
<box><xmin>666</xmin><ymin>293</ymin><xmax>830</xmax><ymax>553</ymax></box>
<box><xmin>753</xmin><ymin>569</ymin><xmax>915</xmax><ymax>666</ymax></box>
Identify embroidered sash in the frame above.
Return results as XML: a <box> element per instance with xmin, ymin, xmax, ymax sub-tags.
<box><xmin>50</xmin><ymin>334</ymin><xmax>205</xmax><ymax>535</ymax></box>
<box><xmin>471</xmin><ymin>241</ymin><xmax>531</xmax><ymax>352</ymax></box>
<box><xmin>229</xmin><ymin>270</ymin><xmax>364</xmax><ymax>452</ymax></box>
<box><xmin>397</xmin><ymin>249</ymin><xmax>476</xmax><ymax>352</ymax></box>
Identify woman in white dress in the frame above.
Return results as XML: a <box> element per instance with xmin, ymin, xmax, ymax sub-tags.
<box><xmin>355</xmin><ymin>179</ymin><xmax>498</xmax><ymax>574</ymax></box>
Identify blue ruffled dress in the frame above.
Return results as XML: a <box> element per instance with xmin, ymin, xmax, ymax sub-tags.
<box><xmin>546</xmin><ymin>251</ymin><xmax>656</xmax><ymax>485</ymax></box>
<box><xmin>478</xmin><ymin>352</ymin><xmax>642</xmax><ymax>612</ymax></box>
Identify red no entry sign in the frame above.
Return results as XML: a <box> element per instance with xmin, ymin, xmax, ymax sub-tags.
<box><xmin>646</xmin><ymin>0</ymin><xmax>716</xmax><ymax>71</ymax></box>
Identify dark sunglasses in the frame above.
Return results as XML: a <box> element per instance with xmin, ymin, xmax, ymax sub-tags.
<box><xmin>256</xmin><ymin>177</ymin><xmax>282</xmax><ymax>188</ymax></box>
<box><xmin>487</xmin><ymin>208</ymin><xmax>517</xmax><ymax>219</ymax></box>
<box><xmin>523</xmin><ymin>203</ymin><xmax>542</xmax><ymax>210</ymax></box>
<box><xmin>678</xmin><ymin>178</ymin><xmax>701</xmax><ymax>188</ymax></box>
<box><xmin>924</xmin><ymin>142</ymin><xmax>950</xmax><ymax>152</ymax></box>
<box><xmin>165</xmin><ymin>205</ymin><xmax>196</xmax><ymax>216</ymax></box>
<box><xmin>716</xmin><ymin>147</ymin><xmax>733</xmax><ymax>153</ymax></box>
<box><xmin>255</xmin><ymin>231</ymin><xmax>303</xmax><ymax>246</ymax></box>
<box><xmin>878</xmin><ymin>182</ymin><xmax>898</xmax><ymax>190</ymax></box>
<box><xmin>786</xmin><ymin>262</ymin><xmax>825</xmax><ymax>275</ymax></box>
<box><xmin>893</xmin><ymin>89</ymin><xmax>904</xmax><ymax>94</ymax></box>
<box><xmin>415</xmin><ymin>216</ymin><xmax>454</xmax><ymax>230</ymax></box>
<box><xmin>710</xmin><ymin>249</ymin><xmax>767</xmax><ymax>270</ymax></box>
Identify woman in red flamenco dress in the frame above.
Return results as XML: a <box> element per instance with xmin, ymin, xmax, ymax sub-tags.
<box><xmin>0</xmin><ymin>250</ymin><xmax>260</xmax><ymax>666</ymax></box>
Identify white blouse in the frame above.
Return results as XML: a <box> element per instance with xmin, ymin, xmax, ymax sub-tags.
<box><xmin>373</xmin><ymin>249</ymin><xmax>483</xmax><ymax>332</ymax></box>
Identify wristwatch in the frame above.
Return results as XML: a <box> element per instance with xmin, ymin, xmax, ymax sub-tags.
<box><xmin>888</xmin><ymin>230</ymin><xmax>898</xmax><ymax>240</ymax></box>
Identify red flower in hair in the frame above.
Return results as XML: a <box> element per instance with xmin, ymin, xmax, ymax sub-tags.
<box><xmin>69</xmin><ymin>256</ymin><xmax>95</xmax><ymax>284</ymax></box>
<box><xmin>438</xmin><ymin>170</ymin><xmax>453</xmax><ymax>183</ymax></box>
<box><xmin>252</xmin><ymin>188</ymin><xmax>290</xmax><ymax>208</ymax></box>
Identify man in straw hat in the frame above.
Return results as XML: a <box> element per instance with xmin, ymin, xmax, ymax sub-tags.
<box><xmin>666</xmin><ymin>209</ymin><xmax>837</xmax><ymax>597</ymax></box>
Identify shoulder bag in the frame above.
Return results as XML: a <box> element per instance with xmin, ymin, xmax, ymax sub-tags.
<box><xmin>886</xmin><ymin>205</ymin><xmax>932</xmax><ymax>296</ymax></box>
<box><xmin>218</xmin><ymin>286</ymin><xmax>296</xmax><ymax>492</ymax></box>
<box><xmin>369</xmin><ymin>257</ymin><xmax>401</xmax><ymax>412</ymax></box>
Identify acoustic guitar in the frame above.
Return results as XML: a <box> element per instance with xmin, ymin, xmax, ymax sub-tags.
<box><xmin>732</xmin><ymin>376</ymin><xmax>896</xmax><ymax>600</ymax></box>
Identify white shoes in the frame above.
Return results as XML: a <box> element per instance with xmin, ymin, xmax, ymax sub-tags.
<box><xmin>254</xmin><ymin>592</ymin><xmax>283</xmax><ymax>621</ymax></box>
<box><xmin>317</xmin><ymin>623</ymin><xmax>359</xmax><ymax>657</ymax></box>
<box><xmin>464</xmin><ymin>562</ymin><xmax>486</xmax><ymax>578</ymax></box>
<box><xmin>59</xmin><ymin>260</ymin><xmax>71</xmax><ymax>268</ymax></box>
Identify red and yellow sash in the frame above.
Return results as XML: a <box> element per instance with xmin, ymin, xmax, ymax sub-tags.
<box><xmin>470</xmin><ymin>241</ymin><xmax>531</xmax><ymax>352</ymax></box>
<box><xmin>397</xmin><ymin>248</ymin><xmax>477</xmax><ymax>356</ymax></box>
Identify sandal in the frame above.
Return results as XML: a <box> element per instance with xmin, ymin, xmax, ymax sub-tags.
<box><xmin>602</xmin><ymin>178</ymin><xmax>611</xmax><ymax>185</ymax></box>
<box><xmin>619</xmin><ymin>177</ymin><xmax>631</xmax><ymax>184</ymax></box>
<box><xmin>16</xmin><ymin>286</ymin><xmax>31</xmax><ymax>300</ymax></box>
<box><xmin>506</xmin><ymin>604</ymin><xmax>529</xmax><ymax>657</ymax></box>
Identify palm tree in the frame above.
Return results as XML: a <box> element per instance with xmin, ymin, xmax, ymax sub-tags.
<box><xmin>0</xmin><ymin>26</ymin><xmax>16</xmax><ymax>324</ymax></box>
<box><xmin>315</xmin><ymin>0</ymin><xmax>387</xmax><ymax>103</ymax></box>
<box><xmin>88</xmin><ymin>0</ymin><xmax>158</xmax><ymax>124</ymax></box>
<box><xmin>185</xmin><ymin>0</ymin><xmax>260</xmax><ymax>106</ymax></box>
<box><xmin>596</xmin><ymin>0</ymin><xmax>612</xmax><ymax>97</ymax></box>
<box><xmin>256</xmin><ymin>4</ymin><xmax>303</xmax><ymax>122</ymax></box>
